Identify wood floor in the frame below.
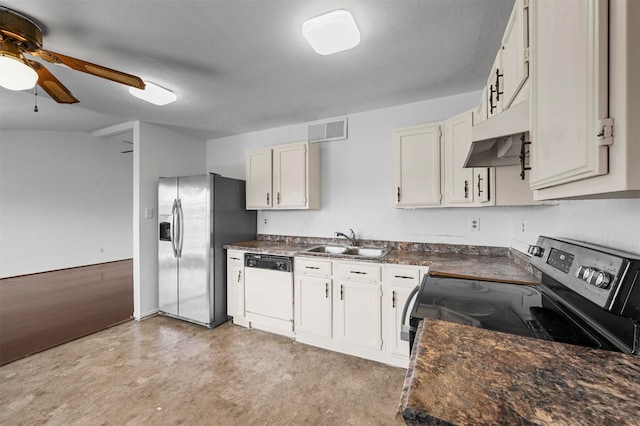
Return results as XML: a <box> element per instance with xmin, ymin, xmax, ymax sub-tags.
<box><xmin>0</xmin><ymin>260</ymin><xmax>134</xmax><ymax>365</ymax></box>
<box><xmin>0</xmin><ymin>316</ymin><xmax>407</xmax><ymax>425</ymax></box>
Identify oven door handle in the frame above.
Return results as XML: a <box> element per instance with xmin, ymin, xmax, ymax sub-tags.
<box><xmin>400</xmin><ymin>285</ymin><xmax>421</xmax><ymax>342</ymax></box>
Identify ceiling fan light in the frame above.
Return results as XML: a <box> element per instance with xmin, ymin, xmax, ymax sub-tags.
<box><xmin>302</xmin><ymin>10</ymin><xmax>361</xmax><ymax>55</ymax></box>
<box><xmin>0</xmin><ymin>55</ymin><xmax>38</xmax><ymax>91</ymax></box>
<box><xmin>129</xmin><ymin>81</ymin><xmax>176</xmax><ymax>106</ymax></box>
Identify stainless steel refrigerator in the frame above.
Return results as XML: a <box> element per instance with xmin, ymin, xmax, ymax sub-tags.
<box><xmin>158</xmin><ymin>174</ymin><xmax>256</xmax><ymax>328</ymax></box>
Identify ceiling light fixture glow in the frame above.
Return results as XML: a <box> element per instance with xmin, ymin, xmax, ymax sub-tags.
<box><xmin>302</xmin><ymin>10</ymin><xmax>360</xmax><ymax>55</ymax></box>
<box><xmin>0</xmin><ymin>54</ymin><xmax>38</xmax><ymax>91</ymax></box>
<box><xmin>129</xmin><ymin>81</ymin><xmax>177</xmax><ymax>106</ymax></box>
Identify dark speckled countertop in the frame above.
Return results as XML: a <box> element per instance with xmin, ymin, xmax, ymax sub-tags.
<box><xmin>224</xmin><ymin>235</ymin><xmax>540</xmax><ymax>285</ymax></box>
<box><xmin>399</xmin><ymin>319</ymin><xmax>640</xmax><ymax>426</ymax></box>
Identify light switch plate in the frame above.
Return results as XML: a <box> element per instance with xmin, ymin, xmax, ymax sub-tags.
<box><xmin>144</xmin><ymin>208</ymin><xmax>154</xmax><ymax>219</ymax></box>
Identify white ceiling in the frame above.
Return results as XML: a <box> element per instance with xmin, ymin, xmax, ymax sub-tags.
<box><xmin>0</xmin><ymin>0</ymin><xmax>514</xmax><ymax>140</ymax></box>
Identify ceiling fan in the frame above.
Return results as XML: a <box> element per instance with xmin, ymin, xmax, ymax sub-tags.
<box><xmin>0</xmin><ymin>6</ymin><xmax>145</xmax><ymax>104</ymax></box>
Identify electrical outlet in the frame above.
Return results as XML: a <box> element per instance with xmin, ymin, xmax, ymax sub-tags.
<box><xmin>468</xmin><ymin>217</ymin><xmax>480</xmax><ymax>232</ymax></box>
<box><xmin>521</xmin><ymin>220</ymin><xmax>527</xmax><ymax>235</ymax></box>
<box><xmin>264</xmin><ymin>218</ymin><xmax>268</xmax><ymax>224</ymax></box>
<box><xmin>144</xmin><ymin>208</ymin><xmax>154</xmax><ymax>219</ymax></box>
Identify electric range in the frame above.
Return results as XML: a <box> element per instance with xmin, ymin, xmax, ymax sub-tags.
<box><xmin>408</xmin><ymin>236</ymin><xmax>640</xmax><ymax>355</ymax></box>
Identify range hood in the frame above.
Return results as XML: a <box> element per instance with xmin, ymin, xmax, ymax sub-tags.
<box><xmin>464</xmin><ymin>101</ymin><xmax>529</xmax><ymax>167</ymax></box>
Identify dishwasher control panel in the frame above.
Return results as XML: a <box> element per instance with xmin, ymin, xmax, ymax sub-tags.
<box><xmin>245</xmin><ymin>253</ymin><xmax>293</xmax><ymax>272</ymax></box>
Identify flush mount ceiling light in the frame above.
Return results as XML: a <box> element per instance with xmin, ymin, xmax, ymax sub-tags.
<box><xmin>129</xmin><ymin>81</ymin><xmax>176</xmax><ymax>106</ymax></box>
<box><xmin>0</xmin><ymin>40</ymin><xmax>38</xmax><ymax>91</ymax></box>
<box><xmin>302</xmin><ymin>10</ymin><xmax>360</xmax><ymax>55</ymax></box>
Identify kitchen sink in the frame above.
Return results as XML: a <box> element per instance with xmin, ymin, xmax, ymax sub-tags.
<box><xmin>305</xmin><ymin>246</ymin><xmax>391</xmax><ymax>258</ymax></box>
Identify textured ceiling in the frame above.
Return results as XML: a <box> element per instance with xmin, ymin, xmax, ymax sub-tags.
<box><xmin>0</xmin><ymin>0</ymin><xmax>514</xmax><ymax>140</ymax></box>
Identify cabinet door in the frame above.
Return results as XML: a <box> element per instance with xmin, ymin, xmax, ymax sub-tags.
<box><xmin>273</xmin><ymin>143</ymin><xmax>308</xmax><ymax>209</ymax></box>
<box><xmin>529</xmin><ymin>0</ymin><xmax>610</xmax><ymax>190</ymax></box>
<box><xmin>246</xmin><ymin>148</ymin><xmax>273</xmax><ymax>209</ymax></box>
<box><xmin>335</xmin><ymin>280</ymin><xmax>382</xmax><ymax>350</ymax></box>
<box><xmin>295</xmin><ymin>276</ymin><xmax>332</xmax><ymax>339</ymax></box>
<box><xmin>500</xmin><ymin>0</ymin><xmax>530</xmax><ymax>109</ymax></box>
<box><xmin>393</xmin><ymin>123</ymin><xmax>442</xmax><ymax>207</ymax></box>
<box><xmin>388</xmin><ymin>285</ymin><xmax>414</xmax><ymax>358</ymax></box>
<box><xmin>443</xmin><ymin>111</ymin><xmax>476</xmax><ymax>206</ymax></box>
<box><xmin>226</xmin><ymin>263</ymin><xmax>244</xmax><ymax>318</ymax></box>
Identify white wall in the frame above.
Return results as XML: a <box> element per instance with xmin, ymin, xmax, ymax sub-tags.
<box><xmin>207</xmin><ymin>91</ymin><xmax>640</xmax><ymax>255</ymax></box>
<box><xmin>0</xmin><ymin>130</ymin><xmax>133</xmax><ymax>277</ymax></box>
<box><xmin>133</xmin><ymin>122</ymin><xmax>206</xmax><ymax>319</ymax></box>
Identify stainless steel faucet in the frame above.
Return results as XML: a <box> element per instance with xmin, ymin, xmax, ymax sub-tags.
<box><xmin>335</xmin><ymin>228</ymin><xmax>357</xmax><ymax>247</ymax></box>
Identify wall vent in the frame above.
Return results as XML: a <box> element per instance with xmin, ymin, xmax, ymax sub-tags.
<box><xmin>308</xmin><ymin>117</ymin><xmax>348</xmax><ymax>143</ymax></box>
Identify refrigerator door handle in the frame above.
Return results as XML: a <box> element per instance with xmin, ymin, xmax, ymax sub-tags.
<box><xmin>177</xmin><ymin>199</ymin><xmax>184</xmax><ymax>258</ymax></box>
<box><xmin>170</xmin><ymin>199</ymin><xmax>178</xmax><ymax>258</ymax></box>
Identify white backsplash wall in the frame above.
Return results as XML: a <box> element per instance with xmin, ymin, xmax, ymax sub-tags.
<box><xmin>208</xmin><ymin>91</ymin><xmax>640</xmax><ymax>255</ymax></box>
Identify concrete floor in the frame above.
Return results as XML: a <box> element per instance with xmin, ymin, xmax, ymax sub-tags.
<box><xmin>0</xmin><ymin>316</ymin><xmax>407</xmax><ymax>425</ymax></box>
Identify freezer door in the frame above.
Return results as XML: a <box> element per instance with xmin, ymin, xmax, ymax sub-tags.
<box><xmin>177</xmin><ymin>175</ymin><xmax>212</xmax><ymax>324</ymax></box>
<box><xmin>158</xmin><ymin>177</ymin><xmax>179</xmax><ymax>316</ymax></box>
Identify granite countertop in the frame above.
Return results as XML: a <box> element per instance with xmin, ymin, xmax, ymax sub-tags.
<box><xmin>224</xmin><ymin>239</ymin><xmax>540</xmax><ymax>285</ymax></box>
<box><xmin>399</xmin><ymin>319</ymin><xmax>640</xmax><ymax>426</ymax></box>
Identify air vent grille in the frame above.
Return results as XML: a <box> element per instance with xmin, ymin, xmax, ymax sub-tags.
<box><xmin>308</xmin><ymin>118</ymin><xmax>348</xmax><ymax>143</ymax></box>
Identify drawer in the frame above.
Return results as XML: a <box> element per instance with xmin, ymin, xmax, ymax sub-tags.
<box><xmin>334</xmin><ymin>261</ymin><xmax>382</xmax><ymax>282</ymax></box>
<box><xmin>227</xmin><ymin>250</ymin><xmax>245</xmax><ymax>266</ymax></box>
<box><xmin>295</xmin><ymin>257</ymin><xmax>332</xmax><ymax>276</ymax></box>
<box><xmin>386</xmin><ymin>265</ymin><xmax>421</xmax><ymax>286</ymax></box>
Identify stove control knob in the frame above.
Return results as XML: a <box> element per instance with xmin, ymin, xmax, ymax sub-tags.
<box><xmin>594</xmin><ymin>271</ymin><xmax>611</xmax><ymax>289</ymax></box>
<box><xmin>576</xmin><ymin>265</ymin><xmax>592</xmax><ymax>281</ymax></box>
<box><xmin>528</xmin><ymin>245</ymin><xmax>545</xmax><ymax>257</ymax></box>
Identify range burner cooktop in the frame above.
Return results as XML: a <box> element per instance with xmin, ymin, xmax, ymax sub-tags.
<box><xmin>409</xmin><ymin>236</ymin><xmax>640</xmax><ymax>355</ymax></box>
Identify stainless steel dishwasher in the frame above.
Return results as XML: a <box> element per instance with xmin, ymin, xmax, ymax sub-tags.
<box><xmin>244</xmin><ymin>253</ymin><xmax>294</xmax><ymax>334</ymax></box>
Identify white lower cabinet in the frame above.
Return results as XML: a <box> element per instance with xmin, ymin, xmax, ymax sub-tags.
<box><xmin>384</xmin><ymin>265</ymin><xmax>426</xmax><ymax>367</ymax></box>
<box><xmin>335</xmin><ymin>279</ymin><xmax>382</xmax><ymax>350</ymax></box>
<box><xmin>226</xmin><ymin>250</ymin><xmax>248</xmax><ymax>327</ymax></box>
<box><xmin>292</xmin><ymin>257</ymin><xmax>426</xmax><ymax>367</ymax></box>
<box><xmin>295</xmin><ymin>275</ymin><xmax>332</xmax><ymax>339</ymax></box>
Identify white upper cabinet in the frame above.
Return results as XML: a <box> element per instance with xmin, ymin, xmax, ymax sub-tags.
<box><xmin>393</xmin><ymin>123</ymin><xmax>443</xmax><ymax>207</ymax></box>
<box><xmin>443</xmin><ymin>111</ymin><xmax>491</xmax><ymax>206</ymax></box>
<box><xmin>246</xmin><ymin>148</ymin><xmax>273</xmax><ymax>209</ymax></box>
<box><xmin>246</xmin><ymin>141</ymin><xmax>320</xmax><ymax>210</ymax></box>
<box><xmin>528</xmin><ymin>0</ymin><xmax>639</xmax><ymax>199</ymax></box>
<box><xmin>500</xmin><ymin>0</ymin><xmax>530</xmax><ymax>109</ymax></box>
<box><xmin>529</xmin><ymin>0</ymin><xmax>609</xmax><ymax>190</ymax></box>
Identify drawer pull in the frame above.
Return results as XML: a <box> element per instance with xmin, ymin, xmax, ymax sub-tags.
<box><xmin>350</xmin><ymin>271</ymin><xmax>367</xmax><ymax>275</ymax></box>
<box><xmin>305</xmin><ymin>266</ymin><xmax>320</xmax><ymax>270</ymax></box>
<box><xmin>230</xmin><ymin>257</ymin><xmax>241</xmax><ymax>261</ymax></box>
<box><xmin>394</xmin><ymin>275</ymin><xmax>413</xmax><ymax>279</ymax></box>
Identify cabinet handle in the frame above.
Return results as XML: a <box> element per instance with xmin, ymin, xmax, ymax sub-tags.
<box><xmin>394</xmin><ymin>275</ymin><xmax>413</xmax><ymax>279</ymax></box>
<box><xmin>495</xmin><ymin>68</ymin><xmax>504</xmax><ymax>101</ymax></box>
<box><xmin>464</xmin><ymin>180</ymin><xmax>469</xmax><ymax>199</ymax></box>
<box><xmin>277</xmin><ymin>192</ymin><xmax>281</xmax><ymax>205</ymax></box>
<box><xmin>340</xmin><ymin>284</ymin><xmax>344</xmax><ymax>300</ymax></box>
<box><xmin>237</xmin><ymin>270</ymin><xmax>242</xmax><ymax>283</ymax></box>
<box><xmin>230</xmin><ymin>257</ymin><xmax>240</xmax><ymax>261</ymax></box>
<box><xmin>489</xmin><ymin>85</ymin><xmax>496</xmax><ymax>114</ymax></box>
<box><xmin>397</xmin><ymin>187</ymin><xmax>401</xmax><ymax>203</ymax></box>
<box><xmin>477</xmin><ymin>174</ymin><xmax>484</xmax><ymax>197</ymax></box>
<box><xmin>305</xmin><ymin>266</ymin><xmax>320</xmax><ymax>270</ymax></box>
<box><xmin>325</xmin><ymin>282</ymin><xmax>329</xmax><ymax>299</ymax></box>
<box><xmin>519</xmin><ymin>134</ymin><xmax>531</xmax><ymax>180</ymax></box>
<box><xmin>350</xmin><ymin>271</ymin><xmax>366</xmax><ymax>275</ymax></box>
<box><xmin>392</xmin><ymin>290</ymin><xmax>396</xmax><ymax>308</ymax></box>
<box><xmin>266</xmin><ymin>193</ymin><xmax>270</xmax><ymax>205</ymax></box>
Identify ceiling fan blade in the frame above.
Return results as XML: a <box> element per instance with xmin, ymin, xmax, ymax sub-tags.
<box><xmin>27</xmin><ymin>60</ymin><xmax>79</xmax><ymax>104</ymax></box>
<box><xmin>31</xmin><ymin>49</ymin><xmax>145</xmax><ymax>90</ymax></box>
